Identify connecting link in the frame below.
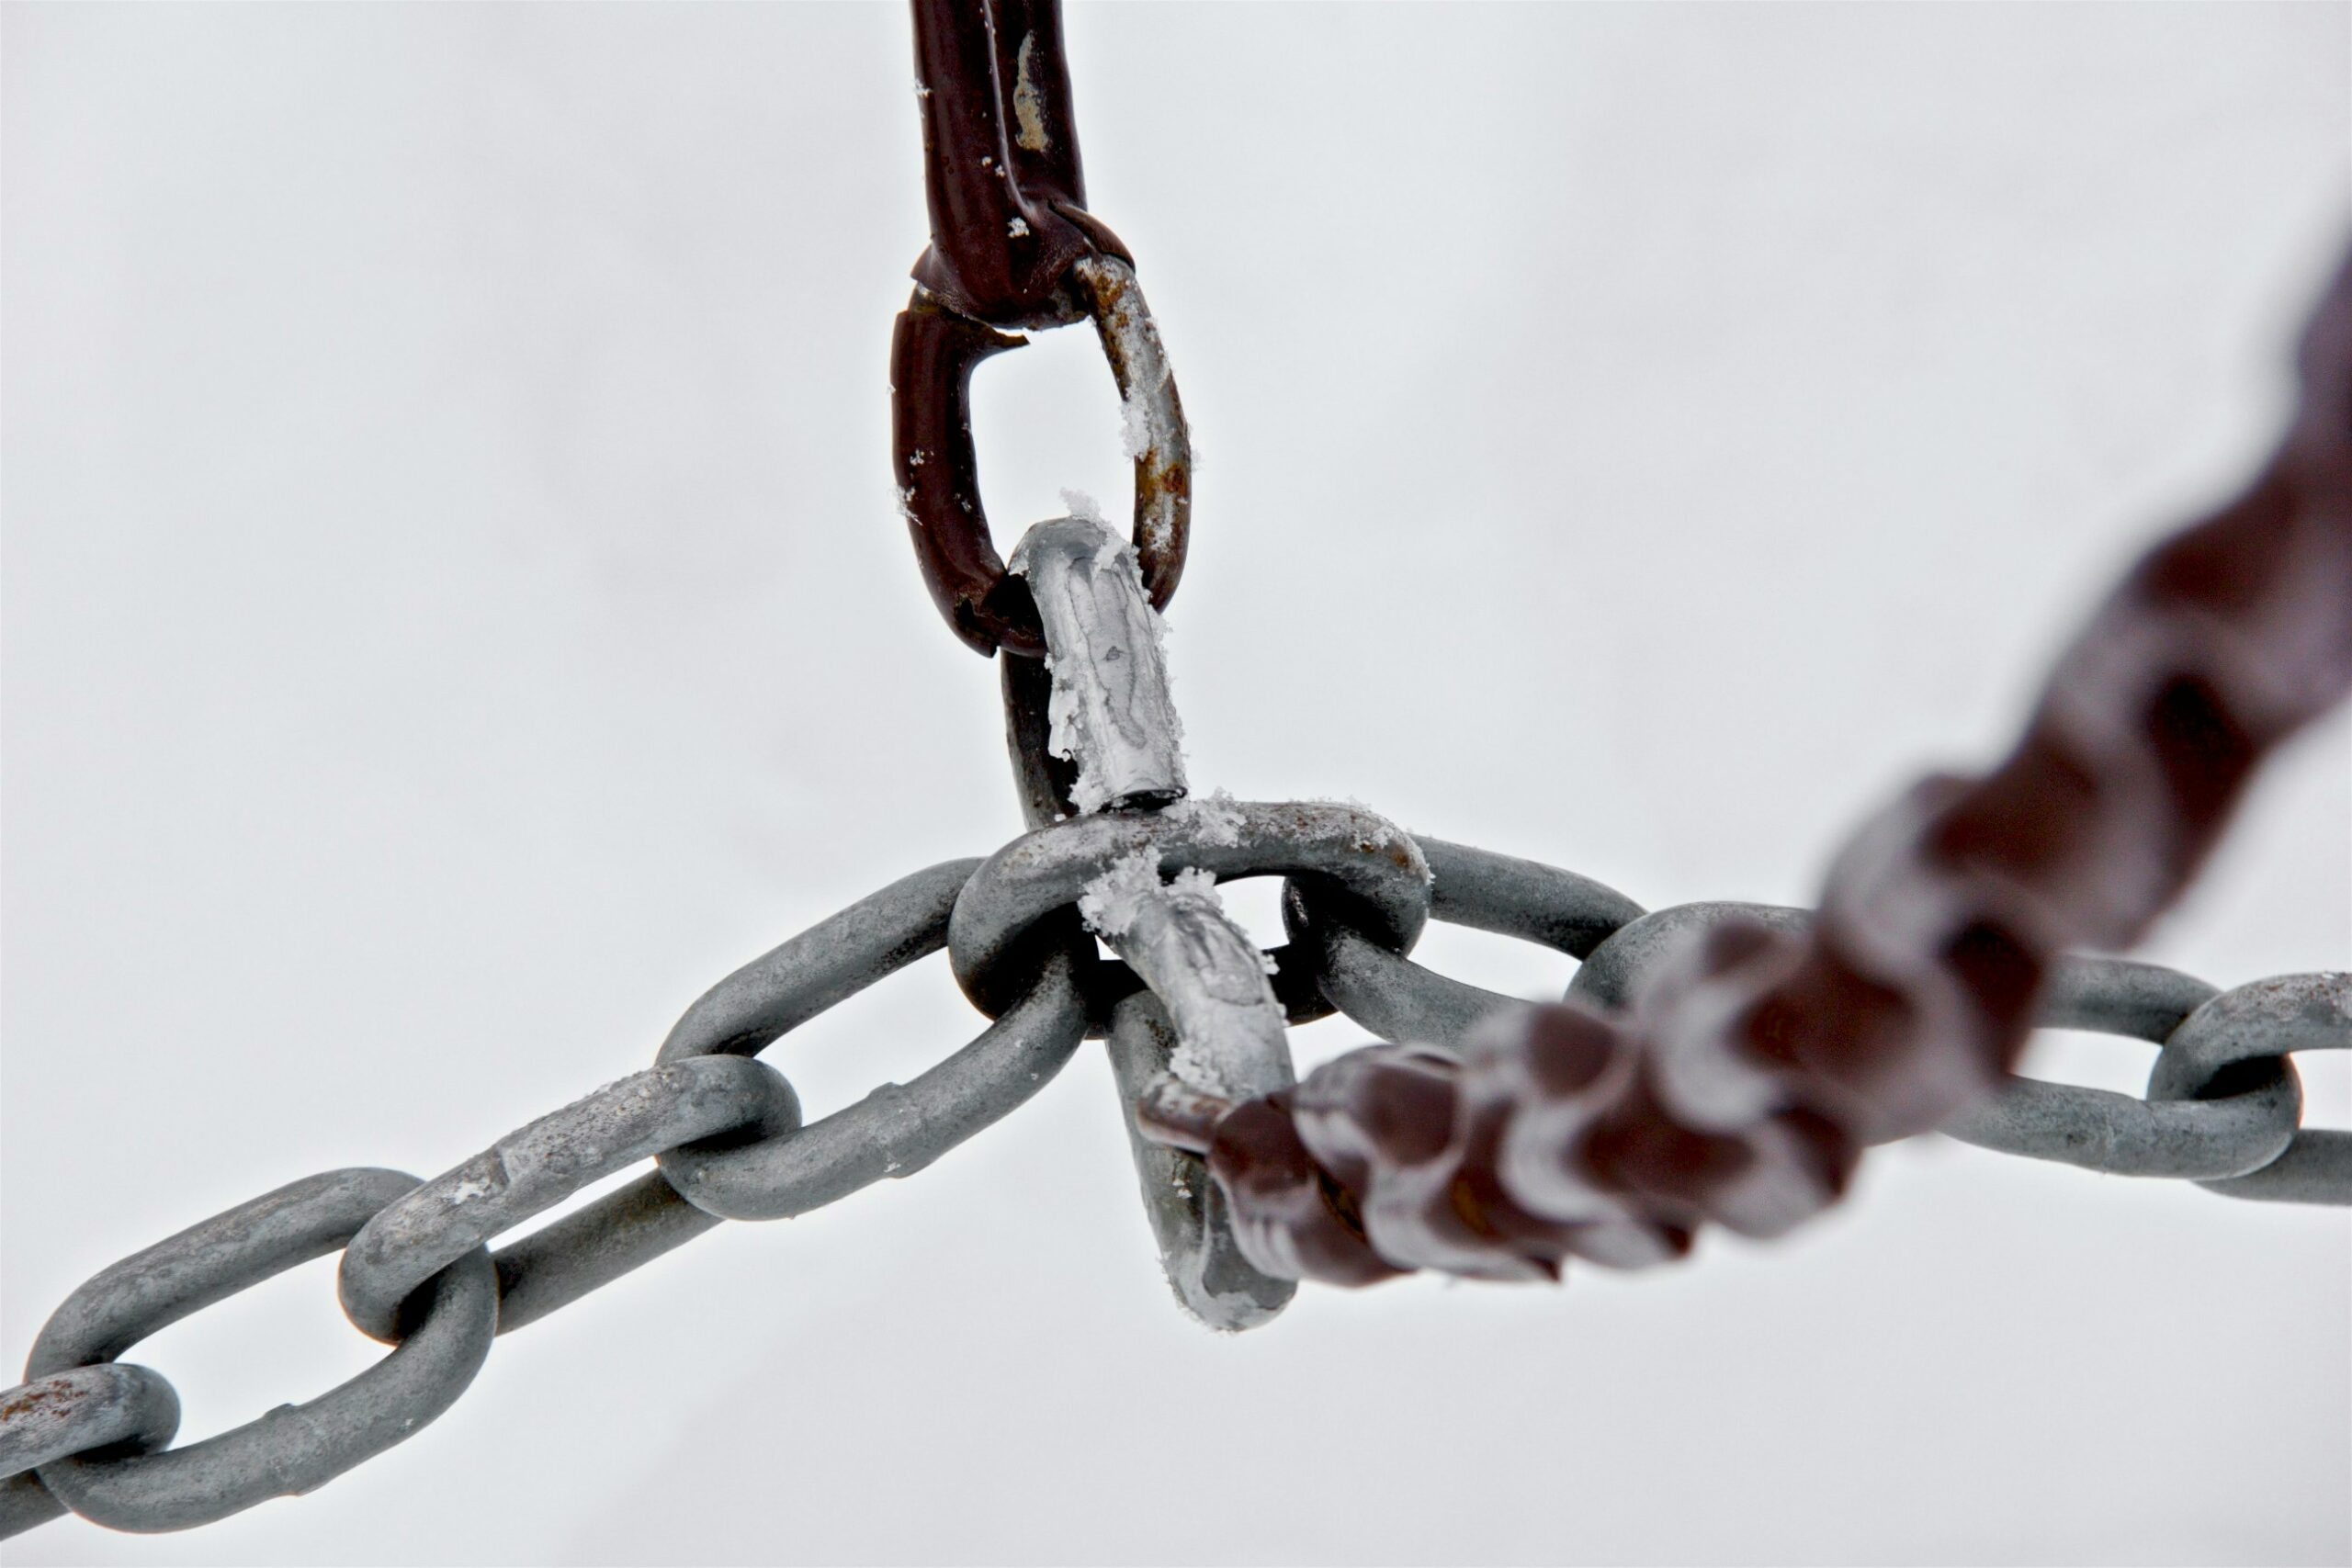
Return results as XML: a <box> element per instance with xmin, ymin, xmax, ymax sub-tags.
<box><xmin>1008</xmin><ymin>515</ymin><xmax>1187</xmax><ymax>813</ymax></box>
<box><xmin>1009</xmin><ymin>513</ymin><xmax>1296</xmax><ymax>1329</ymax></box>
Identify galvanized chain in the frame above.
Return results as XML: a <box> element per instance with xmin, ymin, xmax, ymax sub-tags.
<box><xmin>8</xmin><ymin>0</ymin><xmax>2348</xmax><ymax>1543</ymax></box>
<box><xmin>7</xmin><ymin>800</ymin><xmax>2342</xmax><ymax>1536</ymax></box>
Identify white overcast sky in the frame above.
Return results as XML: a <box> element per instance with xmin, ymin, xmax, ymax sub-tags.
<box><xmin>5</xmin><ymin>5</ymin><xmax>2347</xmax><ymax>1564</ymax></box>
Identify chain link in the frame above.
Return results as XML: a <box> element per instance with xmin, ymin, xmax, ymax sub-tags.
<box><xmin>2151</xmin><ymin>974</ymin><xmax>2352</xmax><ymax>1201</ymax></box>
<box><xmin>948</xmin><ymin>798</ymin><xmax>1433</xmax><ymax>1025</ymax></box>
<box><xmin>892</xmin><ymin>0</ymin><xmax>1190</xmax><ymax>656</ymax></box>
<box><xmin>22</xmin><ymin>1170</ymin><xmax>497</xmax><ymax>1535</ymax></box>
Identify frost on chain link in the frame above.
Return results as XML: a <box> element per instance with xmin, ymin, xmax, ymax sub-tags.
<box><xmin>1069</xmin><ymin>254</ymin><xmax>1190</xmax><ymax>576</ymax></box>
<box><xmin>1162</xmin><ymin>788</ymin><xmax>1245</xmax><ymax>848</ymax></box>
<box><xmin>1079</xmin><ymin>853</ymin><xmax>1289</xmax><ymax>1100</ymax></box>
<box><xmin>1078</xmin><ymin>849</ymin><xmax>1165</xmax><ymax>939</ymax></box>
<box><xmin>1011</xmin><ymin>32</ymin><xmax>1048</xmax><ymax>153</ymax></box>
<box><xmin>1119</xmin><ymin>394</ymin><xmax>1153</xmax><ymax>462</ymax></box>
<box><xmin>1090</xmin><ymin>280</ymin><xmax>1176</xmax><ymax>463</ymax></box>
<box><xmin>1008</xmin><ymin>513</ymin><xmax>1186</xmax><ymax>813</ymax></box>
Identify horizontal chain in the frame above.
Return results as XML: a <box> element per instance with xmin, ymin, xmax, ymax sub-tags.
<box><xmin>8</xmin><ymin>796</ymin><xmax>2341</xmax><ymax>1538</ymax></box>
<box><xmin>1</xmin><ymin>854</ymin><xmax>1083</xmax><ymax>1539</ymax></box>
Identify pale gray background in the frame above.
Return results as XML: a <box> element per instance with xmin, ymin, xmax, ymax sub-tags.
<box><xmin>5</xmin><ymin>4</ymin><xmax>2348</xmax><ymax>1564</ymax></box>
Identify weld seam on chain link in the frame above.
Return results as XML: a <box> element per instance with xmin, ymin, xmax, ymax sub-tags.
<box><xmin>484</xmin><ymin>859</ymin><xmax>983</xmax><ymax>1331</ymax></box>
<box><xmin>661</xmin><ymin>949</ymin><xmax>1089</xmax><ymax>1220</ymax></box>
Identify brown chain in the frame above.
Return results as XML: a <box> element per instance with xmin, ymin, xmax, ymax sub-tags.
<box><xmin>890</xmin><ymin>0</ymin><xmax>1189</xmax><ymax>657</ymax></box>
<box><xmin>1144</xmin><ymin>250</ymin><xmax>2352</xmax><ymax>1286</ymax></box>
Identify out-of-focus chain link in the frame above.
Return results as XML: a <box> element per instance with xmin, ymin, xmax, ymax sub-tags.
<box><xmin>1136</xmin><ymin>249</ymin><xmax>2352</xmax><ymax>1290</ymax></box>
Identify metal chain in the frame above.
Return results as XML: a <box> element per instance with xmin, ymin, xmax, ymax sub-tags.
<box><xmin>6</xmin><ymin>807</ymin><xmax>2342</xmax><ymax>1537</ymax></box>
<box><xmin>8</xmin><ymin>0</ymin><xmax>2346</xmax><ymax>1542</ymax></box>
<box><xmin>892</xmin><ymin>0</ymin><xmax>1190</xmax><ymax>656</ymax></box>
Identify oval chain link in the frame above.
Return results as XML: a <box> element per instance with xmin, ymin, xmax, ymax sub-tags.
<box><xmin>24</xmin><ymin>1170</ymin><xmax>497</xmax><ymax>1535</ymax></box>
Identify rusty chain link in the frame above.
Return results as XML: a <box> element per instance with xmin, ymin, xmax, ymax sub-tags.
<box><xmin>7</xmin><ymin>0</ymin><xmax>2347</xmax><ymax>1543</ymax></box>
<box><xmin>892</xmin><ymin>0</ymin><xmax>1190</xmax><ymax>656</ymax></box>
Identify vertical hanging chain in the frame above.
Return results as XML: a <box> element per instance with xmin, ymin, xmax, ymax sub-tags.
<box><xmin>890</xmin><ymin>0</ymin><xmax>1192</xmax><ymax>657</ymax></box>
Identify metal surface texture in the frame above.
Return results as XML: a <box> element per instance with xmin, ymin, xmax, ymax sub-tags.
<box><xmin>337</xmin><ymin>1057</ymin><xmax>801</xmax><ymax>1342</ymax></box>
<box><xmin>647</xmin><ymin>851</ymin><xmax>1091</xmax><ymax>1222</ymax></box>
<box><xmin>894</xmin><ymin>254</ymin><xmax>1190</xmax><ymax>656</ymax></box>
<box><xmin>905</xmin><ymin>0</ymin><xmax>1114</xmax><ymax>330</ymax></box>
<box><xmin>2153</xmin><ymin>973</ymin><xmax>2352</xmax><ymax>1203</ymax></box>
<box><xmin>1094</xmin><ymin>878</ymin><xmax>1296</xmax><ymax>1326</ymax></box>
<box><xmin>1007</xmin><ymin>514</ymin><xmax>1188</xmax><ymax>813</ymax></box>
<box><xmin>0</xmin><ymin>1368</ymin><xmax>179</xmax><ymax>1538</ymax></box>
<box><xmin>1289</xmin><ymin>840</ymin><xmax>1650</xmax><ymax>1049</ymax></box>
<box><xmin>1943</xmin><ymin>958</ymin><xmax>2299</xmax><ymax>1181</ymax></box>
<box><xmin>1097</xmin><ymin>868</ymin><xmax>1292</xmax><ymax>1104</ymax></box>
<box><xmin>658</xmin><ymin>951</ymin><xmax>1088</xmax><ymax>1221</ymax></box>
<box><xmin>492</xmin><ymin>857</ymin><xmax>983</xmax><ymax>1334</ymax></box>
<box><xmin>1105</xmin><ymin>995</ymin><xmax>1295</xmax><ymax>1328</ymax></box>
<box><xmin>15</xmin><ymin>799</ymin><xmax>2335</xmax><ymax>1538</ymax></box>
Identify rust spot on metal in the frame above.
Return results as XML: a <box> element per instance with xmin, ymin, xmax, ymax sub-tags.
<box><xmin>1</xmin><ymin>1382</ymin><xmax>72</xmax><ymax>1421</ymax></box>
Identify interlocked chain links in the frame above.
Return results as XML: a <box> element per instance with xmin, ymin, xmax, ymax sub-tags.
<box><xmin>8</xmin><ymin>801</ymin><xmax>2342</xmax><ymax>1537</ymax></box>
<box><xmin>893</xmin><ymin>0</ymin><xmax>1191</xmax><ymax>655</ymax></box>
<box><xmin>1151</xmin><ymin>250</ymin><xmax>2352</xmax><ymax>1289</ymax></box>
<box><xmin>0</xmin><ymin>861</ymin><xmax>1086</xmax><ymax>1540</ymax></box>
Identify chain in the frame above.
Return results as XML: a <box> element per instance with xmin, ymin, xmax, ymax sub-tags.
<box><xmin>891</xmin><ymin>0</ymin><xmax>1189</xmax><ymax>656</ymax></box>
<box><xmin>7</xmin><ymin>0</ymin><xmax>2348</xmax><ymax>1543</ymax></box>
